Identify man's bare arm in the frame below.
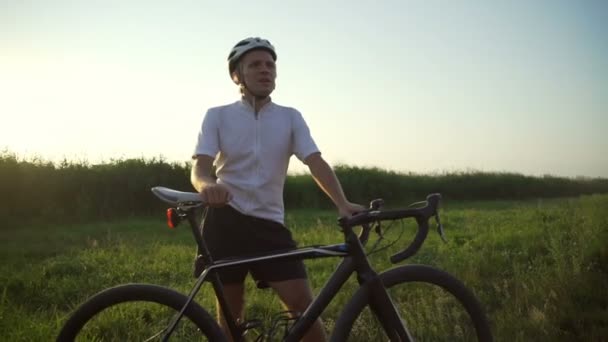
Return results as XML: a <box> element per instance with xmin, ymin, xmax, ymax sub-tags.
<box><xmin>191</xmin><ymin>155</ymin><xmax>232</xmax><ymax>206</ymax></box>
<box><xmin>304</xmin><ymin>152</ymin><xmax>365</xmax><ymax>217</ymax></box>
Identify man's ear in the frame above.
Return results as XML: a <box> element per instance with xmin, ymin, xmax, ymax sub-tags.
<box><xmin>231</xmin><ymin>70</ymin><xmax>241</xmax><ymax>85</ymax></box>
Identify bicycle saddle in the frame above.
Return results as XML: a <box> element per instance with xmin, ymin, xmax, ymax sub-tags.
<box><xmin>151</xmin><ymin>186</ymin><xmax>201</xmax><ymax>205</ymax></box>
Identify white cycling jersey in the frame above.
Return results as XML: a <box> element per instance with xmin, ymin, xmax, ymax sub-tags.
<box><xmin>194</xmin><ymin>99</ymin><xmax>319</xmax><ymax>224</ymax></box>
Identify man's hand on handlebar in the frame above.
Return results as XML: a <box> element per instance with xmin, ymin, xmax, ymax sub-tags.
<box><xmin>338</xmin><ymin>202</ymin><xmax>367</xmax><ymax>219</ymax></box>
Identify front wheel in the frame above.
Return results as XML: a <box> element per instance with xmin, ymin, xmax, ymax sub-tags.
<box><xmin>330</xmin><ymin>265</ymin><xmax>492</xmax><ymax>341</ymax></box>
<box><xmin>57</xmin><ymin>283</ymin><xmax>227</xmax><ymax>341</ymax></box>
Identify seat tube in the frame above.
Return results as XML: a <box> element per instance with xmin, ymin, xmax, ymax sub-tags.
<box><xmin>186</xmin><ymin>213</ymin><xmax>244</xmax><ymax>340</ymax></box>
<box><xmin>186</xmin><ymin>211</ymin><xmax>214</xmax><ymax>265</ymax></box>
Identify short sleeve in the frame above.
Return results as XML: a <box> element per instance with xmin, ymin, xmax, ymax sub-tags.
<box><xmin>292</xmin><ymin>109</ymin><xmax>320</xmax><ymax>161</ymax></box>
<box><xmin>193</xmin><ymin>109</ymin><xmax>220</xmax><ymax>159</ymax></box>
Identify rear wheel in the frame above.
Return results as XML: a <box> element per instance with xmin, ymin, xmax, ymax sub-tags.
<box><xmin>330</xmin><ymin>265</ymin><xmax>492</xmax><ymax>341</ymax></box>
<box><xmin>57</xmin><ymin>283</ymin><xmax>227</xmax><ymax>341</ymax></box>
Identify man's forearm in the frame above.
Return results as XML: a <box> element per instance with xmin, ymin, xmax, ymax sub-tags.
<box><xmin>190</xmin><ymin>156</ymin><xmax>217</xmax><ymax>192</ymax></box>
<box><xmin>306</xmin><ymin>154</ymin><xmax>348</xmax><ymax>208</ymax></box>
<box><xmin>191</xmin><ymin>172</ymin><xmax>216</xmax><ymax>192</ymax></box>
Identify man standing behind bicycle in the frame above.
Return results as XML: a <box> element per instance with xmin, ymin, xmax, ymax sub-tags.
<box><xmin>191</xmin><ymin>37</ymin><xmax>364</xmax><ymax>342</ymax></box>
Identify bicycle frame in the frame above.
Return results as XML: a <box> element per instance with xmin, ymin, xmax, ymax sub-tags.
<box><xmin>161</xmin><ymin>209</ymin><xmax>413</xmax><ymax>342</ymax></box>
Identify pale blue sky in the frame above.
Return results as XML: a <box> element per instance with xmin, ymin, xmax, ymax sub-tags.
<box><xmin>1</xmin><ymin>0</ymin><xmax>607</xmax><ymax>177</ymax></box>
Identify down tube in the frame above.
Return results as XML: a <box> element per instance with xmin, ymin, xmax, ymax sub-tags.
<box><xmin>284</xmin><ymin>257</ymin><xmax>355</xmax><ymax>342</ymax></box>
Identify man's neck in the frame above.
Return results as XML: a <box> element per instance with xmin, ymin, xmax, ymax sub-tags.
<box><xmin>242</xmin><ymin>94</ymin><xmax>271</xmax><ymax>113</ymax></box>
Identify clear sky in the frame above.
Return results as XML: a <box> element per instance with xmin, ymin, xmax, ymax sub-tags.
<box><xmin>1</xmin><ymin>0</ymin><xmax>607</xmax><ymax>177</ymax></box>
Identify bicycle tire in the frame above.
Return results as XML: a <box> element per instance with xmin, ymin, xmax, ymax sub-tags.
<box><xmin>330</xmin><ymin>265</ymin><xmax>493</xmax><ymax>342</ymax></box>
<box><xmin>57</xmin><ymin>283</ymin><xmax>227</xmax><ymax>341</ymax></box>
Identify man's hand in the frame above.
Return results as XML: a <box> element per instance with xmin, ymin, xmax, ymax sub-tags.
<box><xmin>191</xmin><ymin>155</ymin><xmax>232</xmax><ymax>207</ymax></box>
<box><xmin>338</xmin><ymin>201</ymin><xmax>366</xmax><ymax>218</ymax></box>
<box><xmin>199</xmin><ymin>183</ymin><xmax>232</xmax><ymax>207</ymax></box>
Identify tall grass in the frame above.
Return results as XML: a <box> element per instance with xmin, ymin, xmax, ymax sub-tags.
<box><xmin>0</xmin><ymin>195</ymin><xmax>606</xmax><ymax>340</ymax></box>
<box><xmin>2</xmin><ymin>151</ymin><xmax>607</xmax><ymax>224</ymax></box>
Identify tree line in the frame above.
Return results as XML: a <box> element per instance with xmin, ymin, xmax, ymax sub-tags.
<box><xmin>1</xmin><ymin>152</ymin><xmax>606</xmax><ymax>224</ymax></box>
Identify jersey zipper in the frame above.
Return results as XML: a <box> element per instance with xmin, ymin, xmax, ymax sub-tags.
<box><xmin>247</xmin><ymin>107</ymin><xmax>261</xmax><ymax>213</ymax></box>
<box><xmin>254</xmin><ymin>109</ymin><xmax>261</xmax><ymax>189</ymax></box>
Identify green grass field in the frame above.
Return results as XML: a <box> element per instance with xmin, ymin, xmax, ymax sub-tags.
<box><xmin>1</xmin><ymin>195</ymin><xmax>607</xmax><ymax>341</ymax></box>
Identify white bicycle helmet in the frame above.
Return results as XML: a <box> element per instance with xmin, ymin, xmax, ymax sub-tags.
<box><xmin>228</xmin><ymin>37</ymin><xmax>277</xmax><ymax>76</ymax></box>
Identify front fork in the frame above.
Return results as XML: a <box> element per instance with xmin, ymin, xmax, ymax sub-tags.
<box><xmin>366</xmin><ymin>277</ymin><xmax>413</xmax><ymax>342</ymax></box>
<box><xmin>342</xmin><ymin>225</ymin><xmax>413</xmax><ymax>342</ymax></box>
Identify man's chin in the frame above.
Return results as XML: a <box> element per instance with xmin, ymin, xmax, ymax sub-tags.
<box><xmin>254</xmin><ymin>89</ymin><xmax>274</xmax><ymax>98</ymax></box>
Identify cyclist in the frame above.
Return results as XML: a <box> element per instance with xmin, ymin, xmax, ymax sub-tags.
<box><xmin>191</xmin><ymin>37</ymin><xmax>364</xmax><ymax>342</ymax></box>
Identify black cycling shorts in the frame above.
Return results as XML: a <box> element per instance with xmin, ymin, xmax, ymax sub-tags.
<box><xmin>197</xmin><ymin>205</ymin><xmax>307</xmax><ymax>285</ymax></box>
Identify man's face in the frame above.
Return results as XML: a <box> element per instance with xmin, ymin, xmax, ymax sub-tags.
<box><xmin>236</xmin><ymin>49</ymin><xmax>276</xmax><ymax>97</ymax></box>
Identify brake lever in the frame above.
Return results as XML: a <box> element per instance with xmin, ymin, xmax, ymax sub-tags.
<box><xmin>435</xmin><ymin>214</ymin><xmax>447</xmax><ymax>243</ymax></box>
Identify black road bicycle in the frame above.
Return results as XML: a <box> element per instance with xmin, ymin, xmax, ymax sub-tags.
<box><xmin>57</xmin><ymin>187</ymin><xmax>493</xmax><ymax>341</ymax></box>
